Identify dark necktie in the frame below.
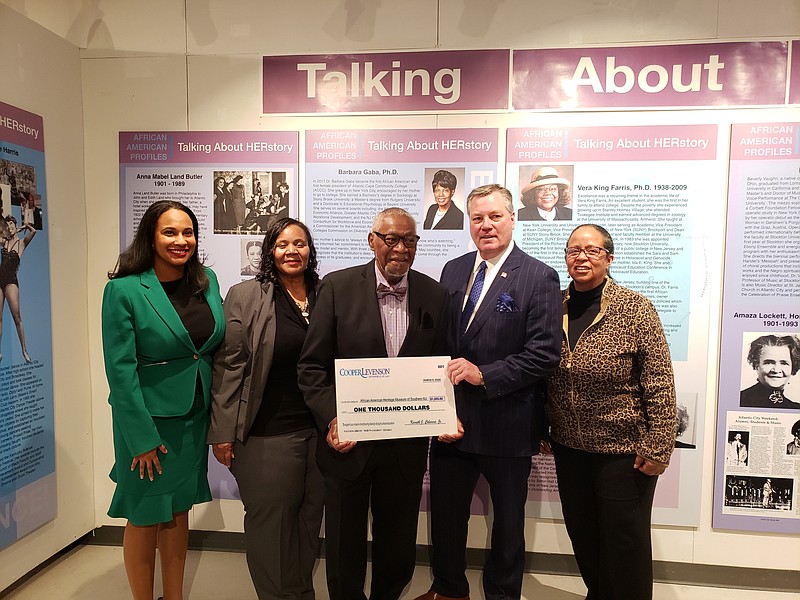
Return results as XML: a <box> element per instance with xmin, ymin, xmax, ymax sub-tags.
<box><xmin>460</xmin><ymin>261</ymin><xmax>487</xmax><ymax>337</ymax></box>
<box><xmin>377</xmin><ymin>283</ymin><xmax>407</xmax><ymax>301</ymax></box>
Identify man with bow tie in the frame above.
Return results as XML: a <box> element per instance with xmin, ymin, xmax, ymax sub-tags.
<box><xmin>415</xmin><ymin>184</ymin><xmax>562</xmax><ymax>600</ymax></box>
<box><xmin>298</xmin><ymin>207</ymin><xmax>449</xmax><ymax>600</ymax></box>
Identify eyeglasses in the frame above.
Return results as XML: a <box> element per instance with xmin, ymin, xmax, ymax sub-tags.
<box><xmin>536</xmin><ymin>185</ymin><xmax>560</xmax><ymax>194</ymax></box>
<box><xmin>564</xmin><ymin>246</ymin><xmax>610</xmax><ymax>259</ymax></box>
<box><xmin>372</xmin><ymin>231</ymin><xmax>420</xmax><ymax>248</ymax></box>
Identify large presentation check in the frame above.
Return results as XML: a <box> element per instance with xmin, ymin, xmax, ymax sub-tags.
<box><xmin>334</xmin><ymin>356</ymin><xmax>457</xmax><ymax>441</ymax></box>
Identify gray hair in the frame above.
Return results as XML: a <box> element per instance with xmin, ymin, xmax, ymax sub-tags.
<box><xmin>372</xmin><ymin>207</ymin><xmax>416</xmax><ymax>232</ymax></box>
<box><xmin>568</xmin><ymin>223</ymin><xmax>615</xmax><ymax>254</ymax></box>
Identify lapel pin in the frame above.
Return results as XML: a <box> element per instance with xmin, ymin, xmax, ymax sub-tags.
<box><xmin>501</xmin><ymin>272</ymin><xmax>507</xmax><ymax>278</ymax></box>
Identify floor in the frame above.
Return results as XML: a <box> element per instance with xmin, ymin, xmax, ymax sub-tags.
<box><xmin>1</xmin><ymin>544</ymin><xmax>796</xmax><ymax>599</ymax></box>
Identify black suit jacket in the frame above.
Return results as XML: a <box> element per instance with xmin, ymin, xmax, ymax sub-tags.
<box><xmin>423</xmin><ymin>202</ymin><xmax>464</xmax><ymax>230</ymax></box>
<box><xmin>298</xmin><ymin>260</ymin><xmax>450</xmax><ymax>480</ymax></box>
<box><xmin>439</xmin><ymin>245</ymin><xmax>562</xmax><ymax>456</ymax></box>
<box><xmin>517</xmin><ymin>204</ymin><xmax>573</xmax><ymax>222</ymax></box>
<box><xmin>740</xmin><ymin>382</ymin><xmax>800</xmax><ymax>409</ymax></box>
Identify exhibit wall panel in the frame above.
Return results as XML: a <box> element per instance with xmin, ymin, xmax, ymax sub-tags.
<box><xmin>0</xmin><ymin>4</ymin><xmax>93</xmax><ymax>591</ymax></box>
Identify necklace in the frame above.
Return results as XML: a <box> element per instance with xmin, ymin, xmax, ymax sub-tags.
<box><xmin>295</xmin><ymin>298</ymin><xmax>309</xmax><ymax>322</ymax></box>
<box><xmin>286</xmin><ymin>287</ymin><xmax>310</xmax><ymax>323</ymax></box>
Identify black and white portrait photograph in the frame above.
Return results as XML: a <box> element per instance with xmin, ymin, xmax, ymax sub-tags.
<box><xmin>739</xmin><ymin>332</ymin><xmax>800</xmax><ymax>409</ymax></box>
<box><xmin>213</xmin><ymin>170</ymin><xmax>290</xmax><ymax>234</ymax></box>
<box><xmin>674</xmin><ymin>401</ymin><xmax>697</xmax><ymax>449</ymax></box>
<box><xmin>787</xmin><ymin>419</ymin><xmax>800</xmax><ymax>456</ymax></box>
<box><xmin>240</xmin><ymin>239</ymin><xmax>262</xmax><ymax>277</ymax></box>
<box><xmin>243</xmin><ymin>171</ymin><xmax>289</xmax><ymax>234</ymax></box>
<box><xmin>21</xmin><ymin>192</ymin><xmax>43</xmax><ymax>230</ymax></box>
<box><xmin>674</xmin><ymin>392</ymin><xmax>699</xmax><ymax>449</ymax></box>
<box><xmin>1</xmin><ymin>160</ymin><xmax>39</xmax><ymax>225</ymax></box>
<box><xmin>213</xmin><ymin>171</ymin><xmax>245</xmax><ymax>233</ymax></box>
<box><xmin>0</xmin><ymin>183</ymin><xmax>8</xmax><ymax>218</ymax></box>
<box><xmin>725</xmin><ymin>430</ymin><xmax>749</xmax><ymax>466</ymax></box>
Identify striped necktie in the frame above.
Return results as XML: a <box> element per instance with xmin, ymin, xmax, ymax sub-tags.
<box><xmin>460</xmin><ymin>261</ymin><xmax>487</xmax><ymax>337</ymax></box>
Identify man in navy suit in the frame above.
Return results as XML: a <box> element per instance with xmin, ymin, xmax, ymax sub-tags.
<box><xmin>416</xmin><ymin>184</ymin><xmax>562</xmax><ymax>600</ymax></box>
<box><xmin>298</xmin><ymin>207</ymin><xmax>450</xmax><ymax>600</ymax></box>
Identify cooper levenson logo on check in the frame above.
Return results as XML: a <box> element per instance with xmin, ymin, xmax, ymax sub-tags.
<box><xmin>334</xmin><ymin>356</ymin><xmax>457</xmax><ymax>442</ymax></box>
<box><xmin>339</xmin><ymin>366</ymin><xmax>391</xmax><ymax>378</ymax></box>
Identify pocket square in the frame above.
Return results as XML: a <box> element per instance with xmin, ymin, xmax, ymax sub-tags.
<box><xmin>495</xmin><ymin>292</ymin><xmax>518</xmax><ymax>312</ymax></box>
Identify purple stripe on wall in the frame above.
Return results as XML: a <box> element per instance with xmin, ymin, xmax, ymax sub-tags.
<box><xmin>263</xmin><ymin>50</ymin><xmax>509</xmax><ymax>113</ymax></box>
<box><xmin>513</xmin><ymin>42</ymin><xmax>788</xmax><ymax>110</ymax></box>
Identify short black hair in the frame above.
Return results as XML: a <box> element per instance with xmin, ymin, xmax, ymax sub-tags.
<box><xmin>431</xmin><ymin>170</ymin><xmax>457</xmax><ymax>192</ymax></box>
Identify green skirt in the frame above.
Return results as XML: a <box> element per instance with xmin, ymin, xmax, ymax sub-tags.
<box><xmin>108</xmin><ymin>390</ymin><xmax>212</xmax><ymax>526</ymax></box>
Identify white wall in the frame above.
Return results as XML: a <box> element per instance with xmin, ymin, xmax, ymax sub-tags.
<box><xmin>1</xmin><ymin>0</ymin><xmax>798</xmax><ymax>579</ymax></box>
<box><xmin>0</xmin><ymin>3</ymin><xmax>93</xmax><ymax>591</ymax></box>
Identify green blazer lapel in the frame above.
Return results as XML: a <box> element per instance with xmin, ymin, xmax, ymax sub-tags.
<box><xmin>139</xmin><ymin>269</ymin><xmax>196</xmax><ymax>352</ymax></box>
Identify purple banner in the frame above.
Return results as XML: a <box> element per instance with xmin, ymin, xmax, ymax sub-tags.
<box><xmin>0</xmin><ymin>101</ymin><xmax>44</xmax><ymax>152</ymax></box>
<box><xmin>507</xmin><ymin>124</ymin><xmax>717</xmax><ymax>163</ymax></box>
<box><xmin>729</xmin><ymin>123</ymin><xmax>799</xmax><ymax>161</ymax></box>
<box><xmin>513</xmin><ymin>42</ymin><xmax>788</xmax><ymax>110</ymax></box>
<box><xmin>306</xmin><ymin>128</ymin><xmax>497</xmax><ymax>164</ymax></box>
<box><xmin>263</xmin><ymin>50</ymin><xmax>509</xmax><ymax>114</ymax></box>
<box><xmin>119</xmin><ymin>131</ymin><xmax>298</xmax><ymax>164</ymax></box>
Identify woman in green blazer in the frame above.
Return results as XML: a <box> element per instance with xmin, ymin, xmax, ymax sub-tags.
<box><xmin>102</xmin><ymin>201</ymin><xmax>224</xmax><ymax>600</ymax></box>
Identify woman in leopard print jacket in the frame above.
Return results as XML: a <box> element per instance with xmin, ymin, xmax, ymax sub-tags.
<box><xmin>546</xmin><ymin>224</ymin><xmax>676</xmax><ymax>600</ymax></box>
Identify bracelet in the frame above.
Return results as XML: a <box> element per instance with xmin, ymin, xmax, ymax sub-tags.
<box><xmin>479</xmin><ymin>370</ymin><xmax>485</xmax><ymax>387</ymax></box>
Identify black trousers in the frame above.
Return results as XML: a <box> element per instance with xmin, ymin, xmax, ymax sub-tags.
<box><xmin>428</xmin><ymin>441</ymin><xmax>533</xmax><ymax>600</ymax></box>
<box><xmin>552</xmin><ymin>442</ymin><xmax>659</xmax><ymax>600</ymax></box>
<box><xmin>322</xmin><ymin>442</ymin><xmax>426</xmax><ymax>600</ymax></box>
<box><xmin>231</xmin><ymin>429</ymin><xmax>324</xmax><ymax>600</ymax></box>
